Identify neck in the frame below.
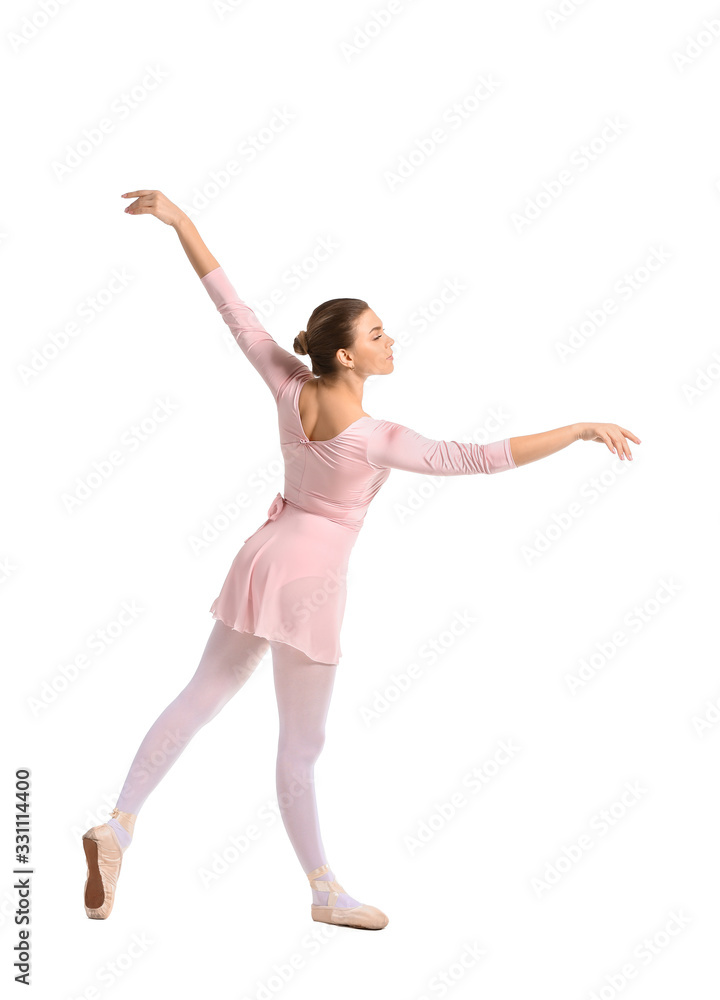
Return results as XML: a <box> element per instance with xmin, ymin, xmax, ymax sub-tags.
<box><xmin>316</xmin><ymin>371</ymin><xmax>365</xmax><ymax>405</ymax></box>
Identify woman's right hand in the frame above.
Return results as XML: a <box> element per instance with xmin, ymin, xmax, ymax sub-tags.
<box><xmin>121</xmin><ymin>190</ymin><xmax>186</xmax><ymax>227</ymax></box>
<box><xmin>576</xmin><ymin>422</ymin><xmax>641</xmax><ymax>460</ymax></box>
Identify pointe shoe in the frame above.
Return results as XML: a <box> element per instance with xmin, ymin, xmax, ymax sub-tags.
<box><xmin>307</xmin><ymin>863</ymin><xmax>389</xmax><ymax>930</ymax></box>
<box><xmin>82</xmin><ymin>807</ymin><xmax>137</xmax><ymax>919</ymax></box>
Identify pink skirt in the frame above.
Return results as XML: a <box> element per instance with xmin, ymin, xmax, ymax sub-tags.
<box><xmin>209</xmin><ymin>492</ymin><xmax>359</xmax><ymax>664</ymax></box>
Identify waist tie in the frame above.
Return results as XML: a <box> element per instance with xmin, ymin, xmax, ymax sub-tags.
<box><xmin>245</xmin><ymin>491</ymin><xmax>285</xmax><ymax>541</ymax></box>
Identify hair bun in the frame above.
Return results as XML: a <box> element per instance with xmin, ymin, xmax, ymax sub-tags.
<box><xmin>294</xmin><ymin>330</ymin><xmax>309</xmax><ymax>355</ymax></box>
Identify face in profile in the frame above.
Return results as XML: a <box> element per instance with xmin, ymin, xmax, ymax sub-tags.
<box><xmin>350</xmin><ymin>308</ymin><xmax>395</xmax><ymax>374</ymax></box>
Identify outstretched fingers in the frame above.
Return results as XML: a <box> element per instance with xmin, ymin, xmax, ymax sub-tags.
<box><xmin>599</xmin><ymin>430</ymin><xmax>617</xmax><ymax>455</ymax></box>
<box><xmin>611</xmin><ymin>427</ymin><xmax>638</xmax><ymax>460</ymax></box>
<box><xmin>122</xmin><ymin>191</ymin><xmax>150</xmax><ymax>214</ymax></box>
<box><xmin>614</xmin><ymin>431</ymin><xmax>632</xmax><ymax>460</ymax></box>
<box><xmin>618</xmin><ymin>425</ymin><xmax>642</xmax><ymax>444</ymax></box>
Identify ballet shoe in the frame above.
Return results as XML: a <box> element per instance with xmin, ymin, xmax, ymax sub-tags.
<box><xmin>82</xmin><ymin>807</ymin><xmax>137</xmax><ymax>919</ymax></box>
<box><xmin>306</xmin><ymin>863</ymin><xmax>389</xmax><ymax>930</ymax></box>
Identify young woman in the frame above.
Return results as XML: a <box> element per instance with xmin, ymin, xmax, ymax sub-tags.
<box><xmin>81</xmin><ymin>190</ymin><xmax>640</xmax><ymax>930</ymax></box>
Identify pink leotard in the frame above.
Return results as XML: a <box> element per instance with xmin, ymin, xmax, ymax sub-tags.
<box><xmin>201</xmin><ymin>266</ymin><xmax>516</xmax><ymax>664</ymax></box>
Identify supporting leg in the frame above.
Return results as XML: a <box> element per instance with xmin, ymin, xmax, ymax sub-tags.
<box><xmin>270</xmin><ymin>639</ymin><xmax>360</xmax><ymax>909</ymax></box>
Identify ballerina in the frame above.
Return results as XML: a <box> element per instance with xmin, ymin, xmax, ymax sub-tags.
<box><xmin>81</xmin><ymin>189</ymin><xmax>641</xmax><ymax>929</ymax></box>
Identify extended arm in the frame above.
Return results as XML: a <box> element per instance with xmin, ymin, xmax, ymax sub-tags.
<box><xmin>174</xmin><ymin>215</ymin><xmax>219</xmax><ymax>279</ymax></box>
<box><xmin>508</xmin><ymin>424</ymin><xmax>577</xmax><ymax>467</ymax></box>
<box><xmin>367</xmin><ymin>420</ymin><xmax>516</xmax><ymax>475</ymax></box>
<box><xmin>122</xmin><ymin>189</ymin><xmax>220</xmax><ymax>277</ymax></box>
<box><xmin>199</xmin><ymin>265</ymin><xmax>310</xmax><ymax>400</ymax></box>
<box><xmin>121</xmin><ymin>190</ymin><xmax>309</xmax><ymax>400</ymax></box>
<box><xmin>366</xmin><ymin>419</ymin><xmax>640</xmax><ymax>473</ymax></box>
<box><xmin>509</xmin><ymin>422</ymin><xmax>641</xmax><ymax>466</ymax></box>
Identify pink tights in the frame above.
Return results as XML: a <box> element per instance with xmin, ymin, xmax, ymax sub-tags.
<box><xmin>112</xmin><ymin>620</ymin><xmax>360</xmax><ymax>908</ymax></box>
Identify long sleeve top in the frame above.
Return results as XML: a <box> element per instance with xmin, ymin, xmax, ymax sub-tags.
<box><xmin>200</xmin><ymin>266</ymin><xmax>516</xmax><ymax>532</ymax></box>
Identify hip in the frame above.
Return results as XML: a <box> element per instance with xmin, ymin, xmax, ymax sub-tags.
<box><xmin>243</xmin><ymin>492</ymin><xmax>359</xmax><ymax>573</ymax></box>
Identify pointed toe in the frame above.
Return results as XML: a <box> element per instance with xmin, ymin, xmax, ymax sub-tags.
<box><xmin>82</xmin><ymin>808</ymin><xmax>136</xmax><ymax>920</ymax></box>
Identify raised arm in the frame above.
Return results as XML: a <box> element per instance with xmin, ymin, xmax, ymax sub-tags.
<box><xmin>122</xmin><ymin>189</ymin><xmax>220</xmax><ymax>277</ymax></box>
<box><xmin>121</xmin><ymin>189</ymin><xmax>309</xmax><ymax>400</ymax></box>
<box><xmin>198</xmin><ymin>265</ymin><xmax>310</xmax><ymax>400</ymax></box>
<box><xmin>367</xmin><ymin>419</ymin><xmax>516</xmax><ymax>475</ymax></box>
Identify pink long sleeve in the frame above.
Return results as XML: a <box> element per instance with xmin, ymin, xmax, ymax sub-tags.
<box><xmin>200</xmin><ymin>265</ymin><xmax>309</xmax><ymax>400</ymax></box>
<box><xmin>366</xmin><ymin>419</ymin><xmax>516</xmax><ymax>475</ymax></box>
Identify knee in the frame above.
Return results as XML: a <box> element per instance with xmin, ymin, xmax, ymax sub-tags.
<box><xmin>277</xmin><ymin>731</ymin><xmax>326</xmax><ymax>767</ymax></box>
<box><xmin>185</xmin><ymin>681</ymin><xmax>237</xmax><ymax>726</ymax></box>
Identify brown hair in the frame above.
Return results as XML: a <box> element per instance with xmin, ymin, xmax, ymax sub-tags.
<box><xmin>293</xmin><ymin>297</ymin><xmax>369</xmax><ymax>378</ymax></box>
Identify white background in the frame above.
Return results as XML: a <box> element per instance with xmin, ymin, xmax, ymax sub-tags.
<box><xmin>3</xmin><ymin>0</ymin><xmax>719</xmax><ymax>997</ymax></box>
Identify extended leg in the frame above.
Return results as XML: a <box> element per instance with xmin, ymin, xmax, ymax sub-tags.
<box><xmin>113</xmin><ymin>621</ymin><xmax>269</xmax><ymax>824</ymax></box>
<box><xmin>82</xmin><ymin>620</ymin><xmax>269</xmax><ymax>919</ymax></box>
<box><xmin>270</xmin><ymin>639</ymin><xmax>361</xmax><ymax>909</ymax></box>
